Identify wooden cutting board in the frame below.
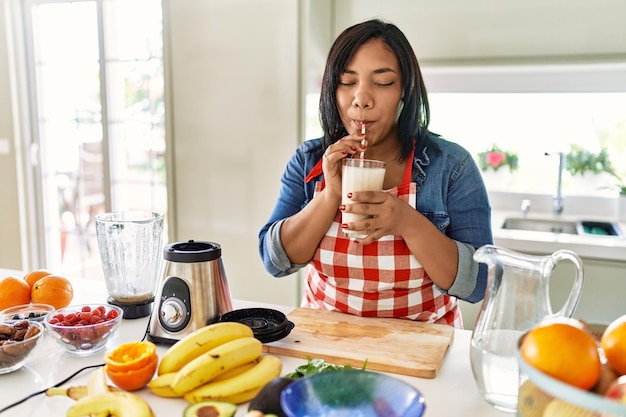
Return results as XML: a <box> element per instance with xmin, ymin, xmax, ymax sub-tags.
<box><xmin>262</xmin><ymin>307</ymin><xmax>454</xmax><ymax>379</ymax></box>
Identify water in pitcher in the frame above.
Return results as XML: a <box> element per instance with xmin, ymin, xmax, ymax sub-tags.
<box><xmin>470</xmin><ymin>328</ymin><xmax>523</xmax><ymax>412</ymax></box>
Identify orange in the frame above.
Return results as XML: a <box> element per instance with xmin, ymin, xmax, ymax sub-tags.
<box><xmin>23</xmin><ymin>269</ymin><xmax>52</xmax><ymax>290</ymax></box>
<box><xmin>104</xmin><ymin>341</ymin><xmax>157</xmax><ymax>373</ymax></box>
<box><xmin>30</xmin><ymin>274</ymin><xmax>74</xmax><ymax>309</ymax></box>
<box><xmin>601</xmin><ymin>315</ymin><xmax>626</xmax><ymax>376</ymax></box>
<box><xmin>0</xmin><ymin>276</ymin><xmax>32</xmax><ymax>311</ymax></box>
<box><xmin>105</xmin><ymin>341</ymin><xmax>158</xmax><ymax>391</ymax></box>
<box><xmin>520</xmin><ymin>318</ymin><xmax>602</xmax><ymax>391</ymax></box>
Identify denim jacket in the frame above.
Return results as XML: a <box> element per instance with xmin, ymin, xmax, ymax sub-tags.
<box><xmin>258</xmin><ymin>132</ymin><xmax>493</xmax><ymax>303</ymax></box>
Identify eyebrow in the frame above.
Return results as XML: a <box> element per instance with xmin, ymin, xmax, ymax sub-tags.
<box><xmin>343</xmin><ymin>67</ymin><xmax>398</xmax><ymax>75</ymax></box>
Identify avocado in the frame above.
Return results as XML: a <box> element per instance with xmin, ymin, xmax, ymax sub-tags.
<box><xmin>183</xmin><ymin>400</ymin><xmax>237</xmax><ymax>417</ymax></box>
<box><xmin>248</xmin><ymin>377</ymin><xmax>294</xmax><ymax>417</ymax></box>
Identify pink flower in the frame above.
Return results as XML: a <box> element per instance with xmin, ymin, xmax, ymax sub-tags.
<box><xmin>486</xmin><ymin>151</ymin><xmax>505</xmax><ymax>168</ymax></box>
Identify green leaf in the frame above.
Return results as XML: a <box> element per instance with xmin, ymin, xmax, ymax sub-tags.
<box><xmin>285</xmin><ymin>356</ymin><xmax>368</xmax><ymax>380</ymax></box>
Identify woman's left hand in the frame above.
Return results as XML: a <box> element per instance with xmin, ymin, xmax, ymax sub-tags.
<box><xmin>340</xmin><ymin>191</ymin><xmax>413</xmax><ymax>244</ymax></box>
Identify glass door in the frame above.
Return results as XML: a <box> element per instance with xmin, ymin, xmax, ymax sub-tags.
<box><xmin>21</xmin><ymin>0</ymin><xmax>167</xmax><ymax>279</ymax></box>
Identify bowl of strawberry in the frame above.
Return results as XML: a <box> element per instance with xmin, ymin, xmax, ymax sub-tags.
<box><xmin>43</xmin><ymin>304</ymin><xmax>123</xmax><ymax>355</ymax></box>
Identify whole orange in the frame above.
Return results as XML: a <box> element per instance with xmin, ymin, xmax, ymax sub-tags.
<box><xmin>23</xmin><ymin>269</ymin><xmax>52</xmax><ymax>290</ymax></box>
<box><xmin>105</xmin><ymin>341</ymin><xmax>158</xmax><ymax>391</ymax></box>
<box><xmin>601</xmin><ymin>315</ymin><xmax>626</xmax><ymax>376</ymax></box>
<box><xmin>0</xmin><ymin>276</ymin><xmax>31</xmax><ymax>311</ymax></box>
<box><xmin>31</xmin><ymin>274</ymin><xmax>74</xmax><ymax>309</ymax></box>
<box><xmin>520</xmin><ymin>318</ymin><xmax>602</xmax><ymax>391</ymax></box>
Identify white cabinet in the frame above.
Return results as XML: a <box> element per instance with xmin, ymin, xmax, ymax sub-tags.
<box><xmin>165</xmin><ymin>0</ymin><xmax>302</xmax><ymax>306</ymax></box>
<box><xmin>550</xmin><ymin>258</ymin><xmax>626</xmax><ymax>326</ymax></box>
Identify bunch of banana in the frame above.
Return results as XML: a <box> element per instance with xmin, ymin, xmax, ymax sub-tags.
<box><xmin>184</xmin><ymin>354</ymin><xmax>283</xmax><ymax>404</ymax></box>
<box><xmin>149</xmin><ymin>321</ymin><xmax>282</xmax><ymax>404</ymax></box>
<box><xmin>46</xmin><ymin>367</ymin><xmax>156</xmax><ymax>417</ymax></box>
<box><xmin>158</xmin><ymin>321</ymin><xmax>254</xmax><ymax>375</ymax></box>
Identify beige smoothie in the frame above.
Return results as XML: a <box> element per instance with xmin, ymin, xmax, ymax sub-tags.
<box><xmin>341</xmin><ymin>158</ymin><xmax>386</xmax><ymax>238</ymax></box>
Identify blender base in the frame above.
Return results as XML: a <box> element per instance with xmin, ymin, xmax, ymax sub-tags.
<box><xmin>107</xmin><ymin>296</ymin><xmax>154</xmax><ymax>319</ymax></box>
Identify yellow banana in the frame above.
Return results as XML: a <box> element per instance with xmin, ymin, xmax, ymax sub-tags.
<box><xmin>45</xmin><ymin>384</ymin><xmax>119</xmax><ymax>401</ymax></box>
<box><xmin>148</xmin><ymin>372</ymin><xmax>181</xmax><ymax>398</ymax></box>
<box><xmin>66</xmin><ymin>391</ymin><xmax>155</xmax><ymax>417</ymax></box>
<box><xmin>87</xmin><ymin>367</ymin><xmax>110</xmax><ymax>396</ymax></box>
<box><xmin>150</xmin><ymin>360</ymin><xmax>260</xmax><ymax>398</ymax></box>
<box><xmin>184</xmin><ymin>354</ymin><xmax>283</xmax><ymax>404</ymax></box>
<box><xmin>211</xmin><ymin>358</ymin><xmax>260</xmax><ymax>382</ymax></box>
<box><xmin>171</xmin><ymin>336</ymin><xmax>263</xmax><ymax>395</ymax></box>
<box><xmin>158</xmin><ymin>321</ymin><xmax>254</xmax><ymax>375</ymax></box>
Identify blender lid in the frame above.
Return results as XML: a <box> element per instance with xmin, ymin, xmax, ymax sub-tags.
<box><xmin>218</xmin><ymin>308</ymin><xmax>294</xmax><ymax>343</ymax></box>
<box><xmin>163</xmin><ymin>240</ymin><xmax>221</xmax><ymax>263</ymax></box>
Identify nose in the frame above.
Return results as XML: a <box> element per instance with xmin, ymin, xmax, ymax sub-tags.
<box><xmin>352</xmin><ymin>85</ymin><xmax>373</xmax><ymax>110</ymax></box>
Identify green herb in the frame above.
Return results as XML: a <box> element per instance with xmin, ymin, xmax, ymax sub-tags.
<box><xmin>285</xmin><ymin>356</ymin><xmax>368</xmax><ymax>380</ymax></box>
<box><xmin>565</xmin><ymin>145</ymin><xmax>612</xmax><ymax>176</ymax></box>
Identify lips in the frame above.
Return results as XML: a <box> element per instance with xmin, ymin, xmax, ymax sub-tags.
<box><xmin>354</xmin><ymin>120</ymin><xmax>371</xmax><ymax>131</ymax></box>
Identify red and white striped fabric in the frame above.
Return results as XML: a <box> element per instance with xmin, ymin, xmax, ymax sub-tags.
<box><xmin>302</xmin><ymin>150</ymin><xmax>462</xmax><ymax>327</ymax></box>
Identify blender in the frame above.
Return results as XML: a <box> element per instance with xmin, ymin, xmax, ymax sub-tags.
<box><xmin>95</xmin><ymin>211</ymin><xmax>164</xmax><ymax>319</ymax></box>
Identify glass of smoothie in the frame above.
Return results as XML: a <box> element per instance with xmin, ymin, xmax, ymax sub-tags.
<box><xmin>341</xmin><ymin>158</ymin><xmax>386</xmax><ymax>238</ymax></box>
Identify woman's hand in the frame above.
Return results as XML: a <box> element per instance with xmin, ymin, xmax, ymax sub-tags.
<box><xmin>340</xmin><ymin>190</ymin><xmax>414</xmax><ymax>245</ymax></box>
<box><xmin>321</xmin><ymin>134</ymin><xmax>367</xmax><ymax>200</ymax></box>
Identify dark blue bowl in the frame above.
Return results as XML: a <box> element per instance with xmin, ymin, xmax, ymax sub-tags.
<box><xmin>280</xmin><ymin>369</ymin><xmax>426</xmax><ymax>417</ymax></box>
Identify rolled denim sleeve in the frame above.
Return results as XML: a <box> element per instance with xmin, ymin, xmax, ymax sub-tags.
<box><xmin>437</xmin><ymin>241</ymin><xmax>484</xmax><ymax>302</ymax></box>
<box><xmin>261</xmin><ymin>219</ymin><xmax>310</xmax><ymax>277</ymax></box>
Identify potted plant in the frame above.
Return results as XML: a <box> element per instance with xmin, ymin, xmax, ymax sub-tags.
<box><xmin>477</xmin><ymin>144</ymin><xmax>519</xmax><ymax>173</ymax></box>
<box><xmin>476</xmin><ymin>144</ymin><xmax>519</xmax><ymax>191</ymax></box>
<box><xmin>565</xmin><ymin>145</ymin><xmax>614</xmax><ymax>195</ymax></box>
<box><xmin>565</xmin><ymin>145</ymin><xmax>612</xmax><ymax>176</ymax></box>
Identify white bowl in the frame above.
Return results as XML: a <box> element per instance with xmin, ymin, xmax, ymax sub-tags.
<box><xmin>44</xmin><ymin>304</ymin><xmax>122</xmax><ymax>356</ymax></box>
<box><xmin>0</xmin><ymin>320</ymin><xmax>45</xmax><ymax>374</ymax></box>
<box><xmin>0</xmin><ymin>303</ymin><xmax>55</xmax><ymax>323</ymax></box>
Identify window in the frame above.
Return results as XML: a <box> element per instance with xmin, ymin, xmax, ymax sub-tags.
<box><xmin>423</xmin><ymin>64</ymin><xmax>626</xmax><ymax>198</ymax></box>
<box><xmin>18</xmin><ymin>0</ymin><xmax>167</xmax><ymax>278</ymax></box>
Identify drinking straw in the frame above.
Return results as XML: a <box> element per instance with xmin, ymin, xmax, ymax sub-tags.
<box><xmin>360</xmin><ymin>123</ymin><xmax>366</xmax><ymax>160</ymax></box>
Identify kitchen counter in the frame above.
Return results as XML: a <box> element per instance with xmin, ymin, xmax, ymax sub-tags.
<box><xmin>0</xmin><ymin>269</ymin><xmax>509</xmax><ymax>417</ymax></box>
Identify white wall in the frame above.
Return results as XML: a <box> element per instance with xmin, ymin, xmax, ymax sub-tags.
<box><xmin>165</xmin><ymin>0</ymin><xmax>302</xmax><ymax>306</ymax></box>
<box><xmin>333</xmin><ymin>0</ymin><xmax>626</xmax><ymax>64</ymax></box>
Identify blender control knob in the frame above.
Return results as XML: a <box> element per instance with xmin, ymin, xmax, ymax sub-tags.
<box><xmin>161</xmin><ymin>298</ymin><xmax>187</xmax><ymax>327</ymax></box>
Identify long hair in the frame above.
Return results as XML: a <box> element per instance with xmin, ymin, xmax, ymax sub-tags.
<box><xmin>319</xmin><ymin>19</ymin><xmax>430</xmax><ymax>161</ymax></box>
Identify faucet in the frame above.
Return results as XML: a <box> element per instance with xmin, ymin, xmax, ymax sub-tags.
<box><xmin>545</xmin><ymin>152</ymin><xmax>565</xmax><ymax>215</ymax></box>
<box><xmin>521</xmin><ymin>199</ymin><xmax>531</xmax><ymax>216</ymax></box>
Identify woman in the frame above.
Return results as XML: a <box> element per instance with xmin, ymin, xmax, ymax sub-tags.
<box><xmin>258</xmin><ymin>19</ymin><xmax>492</xmax><ymax>327</ymax></box>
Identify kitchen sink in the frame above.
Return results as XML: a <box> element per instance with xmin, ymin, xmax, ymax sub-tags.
<box><xmin>502</xmin><ymin>218</ymin><xmax>578</xmax><ymax>234</ymax></box>
<box><xmin>502</xmin><ymin>218</ymin><xmax>622</xmax><ymax>236</ymax></box>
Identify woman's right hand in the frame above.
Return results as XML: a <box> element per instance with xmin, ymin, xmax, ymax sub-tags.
<box><xmin>322</xmin><ymin>133</ymin><xmax>367</xmax><ymax>200</ymax></box>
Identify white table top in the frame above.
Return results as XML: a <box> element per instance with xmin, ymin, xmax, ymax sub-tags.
<box><xmin>0</xmin><ymin>269</ymin><xmax>510</xmax><ymax>417</ymax></box>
